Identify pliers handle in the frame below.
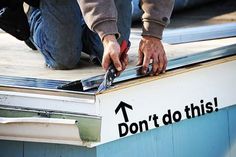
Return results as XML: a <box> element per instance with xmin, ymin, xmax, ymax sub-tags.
<box><xmin>97</xmin><ymin>40</ymin><xmax>131</xmax><ymax>92</ymax></box>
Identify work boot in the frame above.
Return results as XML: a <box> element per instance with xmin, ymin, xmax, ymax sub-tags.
<box><xmin>0</xmin><ymin>0</ymin><xmax>30</xmax><ymax>40</ymax></box>
<box><xmin>24</xmin><ymin>38</ymin><xmax>37</xmax><ymax>50</ymax></box>
<box><xmin>0</xmin><ymin>0</ymin><xmax>20</xmax><ymax>9</ymax></box>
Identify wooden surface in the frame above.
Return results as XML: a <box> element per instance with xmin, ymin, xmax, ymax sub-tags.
<box><xmin>0</xmin><ymin>32</ymin><xmax>235</xmax><ymax>81</ymax></box>
<box><xmin>0</xmin><ymin>0</ymin><xmax>236</xmax><ymax>81</ymax></box>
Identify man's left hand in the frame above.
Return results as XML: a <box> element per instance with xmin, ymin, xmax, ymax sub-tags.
<box><xmin>137</xmin><ymin>36</ymin><xmax>167</xmax><ymax>76</ymax></box>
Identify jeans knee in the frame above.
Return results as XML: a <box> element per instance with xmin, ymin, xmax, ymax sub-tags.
<box><xmin>51</xmin><ymin>47</ymin><xmax>82</xmax><ymax>70</ymax></box>
<box><xmin>54</xmin><ymin>58</ymin><xmax>80</xmax><ymax>70</ymax></box>
<box><xmin>40</xmin><ymin>41</ymin><xmax>82</xmax><ymax>70</ymax></box>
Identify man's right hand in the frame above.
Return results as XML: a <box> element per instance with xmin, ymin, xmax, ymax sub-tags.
<box><xmin>102</xmin><ymin>35</ymin><xmax>128</xmax><ymax>72</ymax></box>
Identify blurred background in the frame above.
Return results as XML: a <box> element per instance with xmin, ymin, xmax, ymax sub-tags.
<box><xmin>131</xmin><ymin>0</ymin><xmax>236</xmax><ymax>28</ymax></box>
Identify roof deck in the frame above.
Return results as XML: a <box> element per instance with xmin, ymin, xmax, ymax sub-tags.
<box><xmin>0</xmin><ymin>0</ymin><xmax>235</xmax><ymax>82</ymax></box>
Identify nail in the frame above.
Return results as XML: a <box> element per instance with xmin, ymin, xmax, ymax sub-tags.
<box><xmin>117</xmin><ymin>67</ymin><xmax>122</xmax><ymax>71</ymax></box>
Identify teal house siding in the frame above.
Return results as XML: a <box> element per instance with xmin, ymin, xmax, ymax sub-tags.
<box><xmin>97</xmin><ymin>125</ymin><xmax>174</xmax><ymax>157</ymax></box>
<box><xmin>229</xmin><ymin>106</ymin><xmax>236</xmax><ymax>157</ymax></box>
<box><xmin>172</xmin><ymin>108</ymin><xmax>230</xmax><ymax>157</ymax></box>
<box><xmin>0</xmin><ymin>140</ymin><xmax>24</xmax><ymax>157</ymax></box>
<box><xmin>23</xmin><ymin>142</ymin><xmax>96</xmax><ymax>157</ymax></box>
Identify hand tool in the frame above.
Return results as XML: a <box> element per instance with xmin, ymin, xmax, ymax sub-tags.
<box><xmin>57</xmin><ymin>40</ymin><xmax>131</xmax><ymax>92</ymax></box>
<box><xmin>97</xmin><ymin>40</ymin><xmax>130</xmax><ymax>93</ymax></box>
<box><xmin>57</xmin><ymin>43</ymin><xmax>236</xmax><ymax>94</ymax></box>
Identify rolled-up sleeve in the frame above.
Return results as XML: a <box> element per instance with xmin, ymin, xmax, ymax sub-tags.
<box><xmin>140</xmin><ymin>0</ymin><xmax>175</xmax><ymax>39</ymax></box>
<box><xmin>77</xmin><ymin>0</ymin><xmax>119</xmax><ymax>40</ymax></box>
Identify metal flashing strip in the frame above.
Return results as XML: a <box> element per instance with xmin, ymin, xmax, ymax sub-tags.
<box><xmin>163</xmin><ymin>23</ymin><xmax>236</xmax><ymax>44</ymax></box>
<box><xmin>166</xmin><ymin>43</ymin><xmax>236</xmax><ymax>70</ymax></box>
<box><xmin>0</xmin><ymin>44</ymin><xmax>236</xmax><ymax>94</ymax></box>
<box><xmin>118</xmin><ymin>44</ymin><xmax>236</xmax><ymax>78</ymax></box>
<box><xmin>0</xmin><ymin>104</ymin><xmax>101</xmax><ymax>120</ymax></box>
<box><xmin>131</xmin><ymin>23</ymin><xmax>236</xmax><ymax>44</ymax></box>
<box><xmin>0</xmin><ymin>76</ymin><xmax>96</xmax><ymax>99</ymax></box>
<box><xmin>64</xmin><ymin>43</ymin><xmax>236</xmax><ymax>92</ymax></box>
<box><xmin>0</xmin><ymin>90</ymin><xmax>99</xmax><ymax>118</ymax></box>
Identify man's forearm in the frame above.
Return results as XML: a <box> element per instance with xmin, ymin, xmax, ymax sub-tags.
<box><xmin>140</xmin><ymin>0</ymin><xmax>175</xmax><ymax>39</ymax></box>
<box><xmin>77</xmin><ymin>0</ymin><xmax>119</xmax><ymax>40</ymax></box>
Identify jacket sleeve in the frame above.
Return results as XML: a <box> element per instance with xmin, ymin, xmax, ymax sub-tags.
<box><xmin>140</xmin><ymin>0</ymin><xmax>175</xmax><ymax>39</ymax></box>
<box><xmin>77</xmin><ymin>0</ymin><xmax>119</xmax><ymax>40</ymax></box>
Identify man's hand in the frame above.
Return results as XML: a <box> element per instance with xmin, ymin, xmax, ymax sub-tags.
<box><xmin>102</xmin><ymin>35</ymin><xmax>128</xmax><ymax>72</ymax></box>
<box><xmin>137</xmin><ymin>36</ymin><xmax>167</xmax><ymax>76</ymax></box>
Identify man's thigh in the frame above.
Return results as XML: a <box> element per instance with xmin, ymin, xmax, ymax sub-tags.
<box><xmin>38</xmin><ymin>0</ymin><xmax>83</xmax><ymax>69</ymax></box>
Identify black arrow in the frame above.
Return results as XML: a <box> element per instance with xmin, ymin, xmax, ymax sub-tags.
<box><xmin>115</xmin><ymin>101</ymin><xmax>133</xmax><ymax>122</ymax></box>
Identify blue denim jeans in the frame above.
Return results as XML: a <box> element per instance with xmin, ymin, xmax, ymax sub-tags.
<box><xmin>29</xmin><ymin>0</ymin><xmax>132</xmax><ymax>69</ymax></box>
